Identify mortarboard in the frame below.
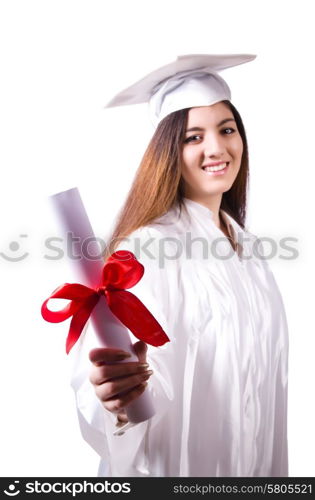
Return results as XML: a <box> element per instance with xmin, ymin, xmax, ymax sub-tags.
<box><xmin>105</xmin><ymin>53</ymin><xmax>256</xmax><ymax>126</ymax></box>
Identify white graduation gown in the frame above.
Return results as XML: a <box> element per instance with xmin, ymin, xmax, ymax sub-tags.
<box><xmin>70</xmin><ymin>198</ymin><xmax>289</xmax><ymax>477</ymax></box>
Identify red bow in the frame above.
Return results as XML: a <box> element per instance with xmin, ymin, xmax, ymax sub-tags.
<box><xmin>41</xmin><ymin>250</ymin><xmax>170</xmax><ymax>353</ymax></box>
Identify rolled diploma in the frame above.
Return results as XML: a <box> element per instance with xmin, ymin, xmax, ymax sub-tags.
<box><xmin>50</xmin><ymin>187</ymin><xmax>155</xmax><ymax>424</ymax></box>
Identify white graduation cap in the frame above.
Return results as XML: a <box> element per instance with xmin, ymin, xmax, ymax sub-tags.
<box><xmin>105</xmin><ymin>53</ymin><xmax>256</xmax><ymax>126</ymax></box>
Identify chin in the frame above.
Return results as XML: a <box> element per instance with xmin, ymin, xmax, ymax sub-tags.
<box><xmin>203</xmin><ymin>184</ymin><xmax>233</xmax><ymax>196</ymax></box>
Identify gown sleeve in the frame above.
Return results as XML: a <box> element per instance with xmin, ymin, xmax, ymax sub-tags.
<box><xmin>261</xmin><ymin>258</ymin><xmax>289</xmax><ymax>477</ymax></box>
<box><xmin>68</xmin><ymin>226</ymin><xmax>177</xmax><ymax>476</ymax></box>
<box><xmin>244</xmin><ymin>233</ymin><xmax>289</xmax><ymax>477</ymax></box>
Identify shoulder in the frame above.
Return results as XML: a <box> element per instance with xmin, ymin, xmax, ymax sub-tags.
<box><xmin>112</xmin><ymin>226</ymin><xmax>168</xmax><ymax>272</ymax></box>
<box><xmin>115</xmin><ymin>226</ymin><xmax>166</xmax><ymax>251</ymax></box>
<box><xmin>114</xmin><ymin>206</ymin><xmax>184</xmax><ymax>253</ymax></box>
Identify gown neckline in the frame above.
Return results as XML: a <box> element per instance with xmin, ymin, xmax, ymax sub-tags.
<box><xmin>182</xmin><ymin>197</ymin><xmax>244</xmax><ymax>259</ymax></box>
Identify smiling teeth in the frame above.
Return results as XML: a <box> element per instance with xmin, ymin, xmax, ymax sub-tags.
<box><xmin>203</xmin><ymin>163</ymin><xmax>227</xmax><ymax>172</ymax></box>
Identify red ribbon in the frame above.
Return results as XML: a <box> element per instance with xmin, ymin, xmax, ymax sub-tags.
<box><xmin>41</xmin><ymin>250</ymin><xmax>170</xmax><ymax>353</ymax></box>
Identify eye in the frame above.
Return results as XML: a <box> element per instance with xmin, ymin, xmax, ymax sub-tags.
<box><xmin>221</xmin><ymin>127</ymin><xmax>236</xmax><ymax>135</ymax></box>
<box><xmin>183</xmin><ymin>135</ymin><xmax>202</xmax><ymax>144</ymax></box>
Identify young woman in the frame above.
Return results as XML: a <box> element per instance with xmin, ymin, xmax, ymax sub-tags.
<box><xmin>71</xmin><ymin>54</ymin><xmax>289</xmax><ymax>477</ymax></box>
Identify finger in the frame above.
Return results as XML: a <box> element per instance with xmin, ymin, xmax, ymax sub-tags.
<box><xmin>89</xmin><ymin>361</ymin><xmax>150</xmax><ymax>386</ymax></box>
<box><xmin>94</xmin><ymin>370</ymin><xmax>153</xmax><ymax>401</ymax></box>
<box><xmin>104</xmin><ymin>382</ymin><xmax>148</xmax><ymax>414</ymax></box>
<box><xmin>116</xmin><ymin>412</ymin><xmax>128</xmax><ymax>425</ymax></box>
<box><xmin>133</xmin><ymin>340</ymin><xmax>147</xmax><ymax>363</ymax></box>
<box><xmin>89</xmin><ymin>347</ymin><xmax>131</xmax><ymax>365</ymax></box>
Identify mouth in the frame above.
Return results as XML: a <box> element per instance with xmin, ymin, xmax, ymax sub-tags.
<box><xmin>201</xmin><ymin>162</ymin><xmax>230</xmax><ymax>175</ymax></box>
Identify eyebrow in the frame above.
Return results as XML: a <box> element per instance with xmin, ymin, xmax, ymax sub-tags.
<box><xmin>185</xmin><ymin>118</ymin><xmax>236</xmax><ymax>133</ymax></box>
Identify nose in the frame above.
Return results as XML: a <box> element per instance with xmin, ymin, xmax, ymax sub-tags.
<box><xmin>203</xmin><ymin>132</ymin><xmax>226</xmax><ymax>158</ymax></box>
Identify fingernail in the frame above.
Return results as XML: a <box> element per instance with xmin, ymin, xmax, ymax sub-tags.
<box><xmin>138</xmin><ymin>363</ymin><xmax>149</xmax><ymax>370</ymax></box>
<box><xmin>95</xmin><ymin>361</ymin><xmax>105</xmax><ymax>366</ymax></box>
<box><xmin>142</xmin><ymin>370</ymin><xmax>153</xmax><ymax>379</ymax></box>
<box><xmin>116</xmin><ymin>352</ymin><xmax>132</xmax><ymax>359</ymax></box>
<box><xmin>140</xmin><ymin>381</ymin><xmax>148</xmax><ymax>388</ymax></box>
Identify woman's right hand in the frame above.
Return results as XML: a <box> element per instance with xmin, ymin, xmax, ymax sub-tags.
<box><xmin>89</xmin><ymin>340</ymin><xmax>153</xmax><ymax>418</ymax></box>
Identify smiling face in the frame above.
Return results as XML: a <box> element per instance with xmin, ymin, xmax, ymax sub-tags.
<box><xmin>181</xmin><ymin>102</ymin><xmax>243</xmax><ymax>208</ymax></box>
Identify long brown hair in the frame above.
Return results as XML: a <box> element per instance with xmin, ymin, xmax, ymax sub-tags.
<box><xmin>107</xmin><ymin>100</ymin><xmax>249</xmax><ymax>254</ymax></box>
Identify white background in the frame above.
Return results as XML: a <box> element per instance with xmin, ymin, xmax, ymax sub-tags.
<box><xmin>0</xmin><ymin>0</ymin><xmax>314</xmax><ymax>477</ymax></box>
